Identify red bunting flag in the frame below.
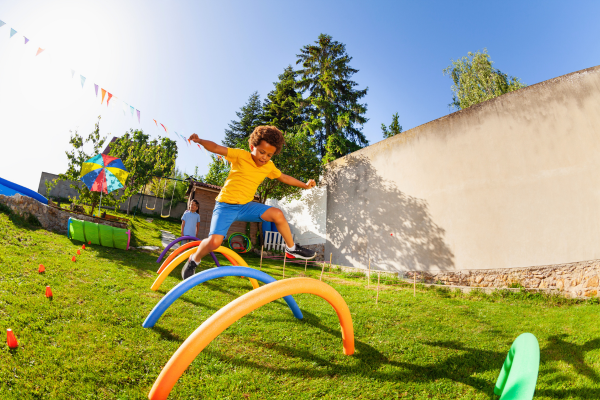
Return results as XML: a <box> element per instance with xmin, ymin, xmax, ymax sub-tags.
<box><xmin>153</xmin><ymin>119</ymin><xmax>157</xmax><ymax>126</ymax></box>
<box><xmin>160</xmin><ymin>123</ymin><xmax>168</xmax><ymax>133</ymax></box>
<box><xmin>106</xmin><ymin>92</ymin><xmax>113</xmax><ymax>106</ymax></box>
<box><xmin>35</xmin><ymin>47</ymin><xmax>44</xmax><ymax>56</ymax></box>
<box><xmin>101</xmin><ymin>89</ymin><xmax>106</xmax><ymax>104</ymax></box>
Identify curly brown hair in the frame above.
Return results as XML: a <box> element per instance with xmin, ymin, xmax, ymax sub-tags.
<box><xmin>248</xmin><ymin>126</ymin><xmax>285</xmax><ymax>155</ymax></box>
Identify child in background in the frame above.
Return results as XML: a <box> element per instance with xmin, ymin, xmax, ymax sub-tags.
<box><xmin>181</xmin><ymin>199</ymin><xmax>200</xmax><ymax>244</ymax></box>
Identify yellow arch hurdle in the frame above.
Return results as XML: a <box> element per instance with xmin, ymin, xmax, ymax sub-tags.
<box><xmin>151</xmin><ymin>246</ymin><xmax>259</xmax><ymax>291</ymax></box>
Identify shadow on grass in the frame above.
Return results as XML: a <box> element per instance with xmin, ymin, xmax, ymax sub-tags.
<box><xmin>196</xmin><ymin>310</ymin><xmax>600</xmax><ymax>399</ymax></box>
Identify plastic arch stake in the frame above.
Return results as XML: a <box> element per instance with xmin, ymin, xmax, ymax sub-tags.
<box><xmin>494</xmin><ymin>333</ymin><xmax>540</xmax><ymax>400</ymax></box>
<box><xmin>151</xmin><ymin>246</ymin><xmax>259</xmax><ymax>290</ymax></box>
<box><xmin>148</xmin><ymin>277</ymin><xmax>354</xmax><ymax>400</ymax></box>
<box><xmin>143</xmin><ymin>266</ymin><xmax>303</xmax><ymax>327</ymax></box>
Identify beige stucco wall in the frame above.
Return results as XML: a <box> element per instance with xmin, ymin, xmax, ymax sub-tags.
<box><xmin>326</xmin><ymin>65</ymin><xmax>600</xmax><ymax>273</ymax></box>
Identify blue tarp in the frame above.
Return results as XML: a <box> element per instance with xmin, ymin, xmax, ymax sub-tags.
<box><xmin>0</xmin><ymin>176</ymin><xmax>48</xmax><ymax>205</ymax></box>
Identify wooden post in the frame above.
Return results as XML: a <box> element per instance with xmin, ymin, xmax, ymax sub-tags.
<box><xmin>376</xmin><ymin>271</ymin><xmax>381</xmax><ymax>304</ymax></box>
<box><xmin>320</xmin><ymin>260</ymin><xmax>326</xmax><ymax>281</ymax></box>
<box><xmin>367</xmin><ymin>257</ymin><xmax>371</xmax><ymax>288</ymax></box>
<box><xmin>413</xmin><ymin>271</ymin><xmax>416</xmax><ymax>297</ymax></box>
<box><xmin>283</xmin><ymin>253</ymin><xmax>286</xmax><ymax>278</ymax></box>
<box><xmin>328</xmin><ymin>253</ymin><xmax>332</xmax><ymax>272</ymax></box>
<box><xmin>305</xmin><ymin>258</ymin><xmax>308</xmax><ymax>272</ymax></box>
<box><xmin>259</xmin><ymin>245</ymin><xmax>264</xmax><ymax>271</ymax></box>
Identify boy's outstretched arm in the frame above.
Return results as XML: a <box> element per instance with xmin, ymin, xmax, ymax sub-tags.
<box><xmin>189</xmin><ymin>134</ymin><xmax>228</xmax><ymax>156</ymax></box>
<box><xmin>277</xmin><ymin>174</ymin><xmax>316</xmax><ymax>189</ymax></box>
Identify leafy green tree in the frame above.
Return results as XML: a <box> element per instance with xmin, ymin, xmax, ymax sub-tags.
<box><xmin>296</xmin><ymin>33</ymin><xmax>369</xmax><ymax>163</ymax></box>
<box><xmin>222</xmin><ymin>91</ymin><xmax>263</xmax><ymax>148</ymax></box>
<box><xmin>262</xmin><ymin>66</ymin><xmax>304</xmax><ymax>134</ymax></box>
<box><xmin>200</xmin><ymin>155</ymin><xmax>231</xmax><ymax>187</ymax></box>
<box><xmin>255</xmin><ymin>131</ymin><xmax>322</xmax><ymax>204</ymax></box>
<box><xmin>381</xmin><ymin>113</ymin><xmax>403</xmax><ymax>138</ymax></box>
<box><xmin>109</xmin><ymin>129</ymin><xmax>178</xmax><ymax>215</ymax></box>
<box><xmin>46</xmin><ymin>116</ymin><xmax>119</xmax><ymax>216</ymax></box>
<box><xmin>443</xmin><ymin>49</ymin><xmax>527</xmax><ymax>111</ymax></box>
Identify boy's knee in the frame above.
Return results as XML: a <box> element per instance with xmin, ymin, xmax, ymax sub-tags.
<box><xmin>271</xmin><ymin>208</ymin><xmax>285</xmax><ymax>222</ymax></box>
<box><xmin>207</xmin><ymin>236</ymin><xmax>222</xmax><ymax>250</ymax></box>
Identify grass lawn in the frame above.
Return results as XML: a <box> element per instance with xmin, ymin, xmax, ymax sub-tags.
<box><xmin>1</xmin><ymin>208</ymin><xmax>599</xmax><ymax>399</ymax></box>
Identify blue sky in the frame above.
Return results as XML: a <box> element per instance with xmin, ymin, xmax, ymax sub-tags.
<box><xmin>1</xmin><ymin>0</ymin><xmax>599</xmax><ymax>192</ymax></box>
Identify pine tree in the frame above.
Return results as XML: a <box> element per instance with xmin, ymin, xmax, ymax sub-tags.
<box><xmin>381</xmin><ymin>113</ymin><xmax>403</xmax><ymax>138</ymax></box>
<box><xmin>296</xmin><ymin>34</ymin><xmax>369</xmax><ymax>162</ymax></box>
<box><xmin>222</xmin><ymin>91</ymin><xmax>263</xmax><ymax>149</ymax></box>
<box><xmin>262</xmin><ymin>66</ymin><xmax>304</xmax><ymax>133</ymax></box>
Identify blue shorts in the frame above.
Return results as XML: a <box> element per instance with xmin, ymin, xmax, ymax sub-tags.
<box><xmin>209</xmin><ymin>201</ymin><xmax>272</xmax><ymax>237</ymax></box>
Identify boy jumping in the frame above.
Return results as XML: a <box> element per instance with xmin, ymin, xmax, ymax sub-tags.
<box><xmin>183</xmin><ymin>126</ymin><xmax>317</xmax><ymax>279</ymax></box>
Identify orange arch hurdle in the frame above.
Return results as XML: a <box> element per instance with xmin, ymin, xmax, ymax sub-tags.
<box><xmin>151</xmin><ymin>246</ymin><xmax>259</xmax><ymax>291</ymax></box>
<box><xmin>148</xmin><ymin>278</ymin><xmax>354</xmax><ymax>400</ymax></box>
<box><xmin>157</xmin><ymin>242</ymin><xmax>250</xmax><ymax>275</ymax></box>
<box><xmin>157</xmin><ymin>240</ymin><xmax>202</xmax><ymax>274</ymax></box>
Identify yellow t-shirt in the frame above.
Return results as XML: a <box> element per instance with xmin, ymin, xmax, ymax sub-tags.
<box><xmin>215</xmin><ymin>148</ymin><xmax>282</xmax><ymax>204</ymax></box>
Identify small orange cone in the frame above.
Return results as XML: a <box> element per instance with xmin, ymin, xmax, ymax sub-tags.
<box><xmin>45</xmin><ymin>286</ymin><xmax>53</xmax><ymax>298</ymax></box>
<box><xmin>6</xmin><ymin>329</ymin><xmax>18</xmax><ymax>349</ymax></box>
<box><xmin>88</xmin><ymin>241</ymin><xmax>91</xmax><ymax>245</ymax></box>
<box><xmin>82</xmin><ymin>244</ymin><xmax>86</xmax><ymax>250</ymax></box>
<box><xmin>72</xmin><ymin>256</ymin><xmax>76</xmax><ymax>262</ymax></box>
<box><xmin>77</xmin><ymin>250</ymin><xmax>81</xmax><ymax>255</ymax></box>
<box><xmin>38</xmin><ymin>264</ymin><xmax>45</xmax><ymax>273</ymax></box>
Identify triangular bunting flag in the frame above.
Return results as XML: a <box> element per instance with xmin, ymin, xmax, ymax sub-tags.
<box><xmin>160</xmin><ymin>123</ymin><xmax>168</xmax><ymax>133</ymax></box>
<box><xmin>106</xmin><ymin>92</ymin><xmax>113</xmax><ymax>106</ymax></box>
<box><xmin>94</xmin><ymin>84</ymin><xmax>98</xmax><ymax>97</ymax></box>
<box><xmin>136</xmin><ymin>109</ymin><xmax>140</xmax><ymax>123</ymax></box>
<box><xmin>80</xmin><ymin>75</ymin><xmax>86</xmax><ymax>88</ymax></box>
<box><xmin>35</xmin><ymin>47</ymin><xmax>44</xmax><ymax>56</ymax></box>
<box><xmin>10</xmin><ymin>28</ymin><xmax>16</xmax><ymax>38</ymax></box>
<box><xmin>153</xmin><ymin>119</ymin><xmax>157</xmax><ymax>126</ymax></box>
<box><xmin>101</xmin><ymin>88</ymin><xmax>106</xmax><ymax>104</ymax></box>
<box><xmin>122</xmin><ymin>101</ymin><xmax>128</xmax><ymax>115</ymax></box>
<box><xmin>0</xmin><ymin>20</ymin><xmax>5</xmax><ymax>28</ymax></box>
<box><xmin>24</xmin><ymin>37</ymin><xmax>29</xmax><ymax>44</ymax></box>
<box><xmin>71</xmin><ymin>69</ymin><xmax>75</xmax><ymax>78</ymax></box>
<box><xmin>130</xmin><ymin>105</ymin><xmax>134</xmax><ymax>117</ymax></box>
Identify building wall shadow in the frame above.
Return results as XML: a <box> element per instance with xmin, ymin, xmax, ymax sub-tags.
<box><xmin>325</xmin><ymin>154</ymin><xmax>454</xmax><ymax>273</ymax></box>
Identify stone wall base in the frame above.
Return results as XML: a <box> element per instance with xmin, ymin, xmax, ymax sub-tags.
<box><xmin>404</xmin><ymin>260</ymin><xmax>600</xmax><ymax>299</ymax></box>
<box><xmin>0</xmin><ymin>194</ymin><xmax>128</xmax><ymax>234</ymax></box>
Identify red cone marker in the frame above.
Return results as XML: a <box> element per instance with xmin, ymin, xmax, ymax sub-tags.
<box><xmin>38</xmin><ymin>264</ymin><xmax>45</xmax><ymax>273</ymax></box>
<box><xmin>6</xmin><ymin>329</ymin><xmax>18</xmax><ymax>349</ymax></box>
<box><xmin>45</xmin><ymin>286</ymin><xmax>53</xmax><ymax>298</ymax></box>
<box><xmin>77</xmin><ymin>250</ymin><xmax>81</xmax><ymax>255</ymax></box>
<box><xmin>72</xmin><ymin>256</ymin><xmax>76</xmax><ymax>262</ymax></box>
<box><xmin>82</xmin><ymin>244</ymin><xmax>86</xmax><ymax>250</ymax></box>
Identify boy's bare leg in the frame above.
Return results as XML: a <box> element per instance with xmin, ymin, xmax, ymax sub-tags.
<box><xmin>190</xmin><ymin>234</ymin><xmax>224</xmax><ymax>263</ymax></box>
<box><xmin>261</xmin><ymin>208</ymin><xmax>294</xmax><ymax>247</ymax></box>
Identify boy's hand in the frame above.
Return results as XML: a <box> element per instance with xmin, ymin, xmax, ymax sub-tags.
<box><xmin>305</xmin><ymin>179</ymin><xmax>316</xmax><ymax>189</ymax></box>
<box><xmin>189</xmin><ymin>133</ymin><xmax>201</xmax><ymax>143</ymax></box>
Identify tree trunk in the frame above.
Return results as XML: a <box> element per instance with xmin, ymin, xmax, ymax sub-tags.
<box><xmin>126</xmin><ymin>196</ymin><xmax>132</xmax><ymax>216</ymax></box>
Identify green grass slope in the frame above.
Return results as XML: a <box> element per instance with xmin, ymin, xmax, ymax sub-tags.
<box><xmin>0</xmin><ymin>210</ymin><xmax>599</xmax><ymax>399</ymax></box>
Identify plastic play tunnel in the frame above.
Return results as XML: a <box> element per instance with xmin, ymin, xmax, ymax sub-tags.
<box><xmin>68</xmin><ymin>217</ymin><xmax>130</xmax><ymax>250</ymax></box>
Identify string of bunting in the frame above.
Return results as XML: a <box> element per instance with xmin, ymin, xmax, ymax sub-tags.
<box><xmin>0</xmin><ymin>18</ymin><xmax>208</xmax><ymax>154</ymax></box>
